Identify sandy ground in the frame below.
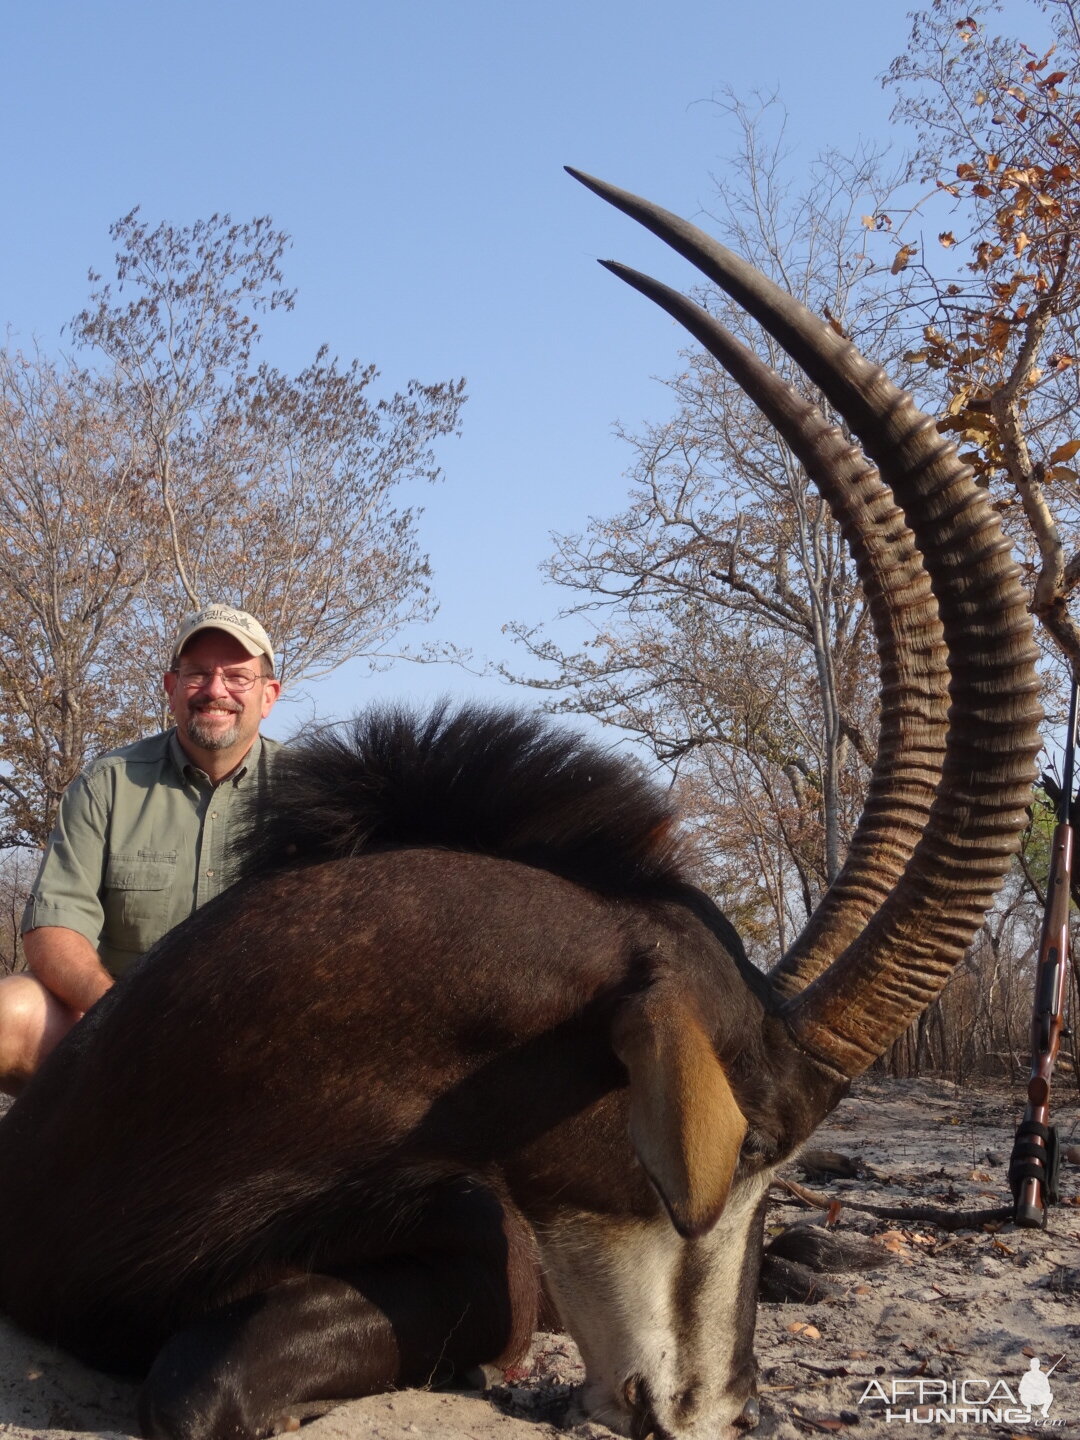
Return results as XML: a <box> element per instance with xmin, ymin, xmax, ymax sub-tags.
<box><xmin>0</xmin><ymin>1075</ymin><xmax>1077</xmax><ymax>1440</ymax></box>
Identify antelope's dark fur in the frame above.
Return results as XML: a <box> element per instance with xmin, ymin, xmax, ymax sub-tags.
<box><xmin>242</xmin><ymin>704</ymin><xmax>698</xmax><ymax>893</ymax></box>
<box><xmin>0</xmin><ymin>705</ymin><xmax>824</xmax><ymax>1439</ymax></box>
<box><xmin>238</xmin><ymin>702</ymin><xmax>752</xmax><ymax>969</ymax></box>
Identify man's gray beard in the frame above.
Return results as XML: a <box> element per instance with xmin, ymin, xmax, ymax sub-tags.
<box><xmin>187</xmin><ymin>710</ymin><xmax>241</xmax><ymax>751</ymax></box>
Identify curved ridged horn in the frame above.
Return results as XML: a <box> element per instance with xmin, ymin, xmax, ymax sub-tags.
<box><xmin>594</xmin><ymin>259</ymin><xmax>951</xmax><ymax>996</ymax></box>
<box><xmin>570</xmin><ymin>167</ymin><xmax>1042</xmax><ymax>1079</ymax></box>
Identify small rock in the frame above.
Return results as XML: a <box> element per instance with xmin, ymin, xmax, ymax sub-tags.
<box><xmin>759</xmin><ymin>1253</ymin><xmax>840</xmax><ymax>1303</ymax></box>
<box><xmin>973</xmin><ymin>1256</ymin><xmax>1004</xmax><ymax>1277</ymax></box>
<box><xmin>797</xmin><ymin>1148</ymin><xmax>862</xmax><ymax>1179</ymax></box>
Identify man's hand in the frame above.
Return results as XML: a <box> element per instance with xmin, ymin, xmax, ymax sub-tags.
<box><xmin>23</xmin><ymin>926</ymin><xmax>114</xmax><ymax>1014</ymax></box>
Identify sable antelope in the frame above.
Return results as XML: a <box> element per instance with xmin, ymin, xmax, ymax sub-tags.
<box><xmin>0</xmin><ymin>173</ymin><xmax>1041</xmax><ymax>1440</ymax></box>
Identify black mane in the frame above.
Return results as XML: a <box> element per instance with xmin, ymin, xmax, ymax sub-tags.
<box><xmin>237</xmin><ymin>703</ymin><xmax>692</xmax><ymax>895</ymax></box>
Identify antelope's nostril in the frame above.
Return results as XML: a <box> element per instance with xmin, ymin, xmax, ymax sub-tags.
<box><xmin>623</xmin><ymin>1374</ymin><xmax>648</xmax><ymax>1439</ymax></box>
<box><xmin>622</xmin><ymin>1372</ymin><xmax>644</xmax><ymax>1415</ymax></box>
<box><xmin>622</xmin><ymin>1374</ymin><xmax>670</xmax><ymax>1440</ymax></box>
<box><xmin>734</xmin><ymin>1393</ymin><xmax>761</xmax><ymax>1429</ymax></box>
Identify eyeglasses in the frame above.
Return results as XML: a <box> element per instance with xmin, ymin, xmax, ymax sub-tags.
<box><xmin>174</xmin><ymin>667</ymin><xmax>268</xmax><ymax>694</ymax></box>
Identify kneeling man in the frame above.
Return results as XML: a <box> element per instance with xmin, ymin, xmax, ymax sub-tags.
<box><xmin>0</xmin><ymin>606</ymin><xmax>282</xmax><ymax>1094</ymax></box>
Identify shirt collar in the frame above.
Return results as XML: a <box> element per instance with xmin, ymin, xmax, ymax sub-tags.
<box><xmin>167</xmin><ymin>728</ymin><xmax>263</xmax><ymax>787</ymax></box>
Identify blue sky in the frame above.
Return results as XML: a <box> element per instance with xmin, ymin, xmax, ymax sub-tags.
<box><xmin>1</xmin><ymin>0</ymin><xmax>1049</xmax><ymax>744</ymax></box>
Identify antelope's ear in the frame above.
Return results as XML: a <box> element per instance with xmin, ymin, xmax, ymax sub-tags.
<box><xmin>612</xmin><ymin>985</ymin><xmax>747</xmax><ymax>1238</ymax></box>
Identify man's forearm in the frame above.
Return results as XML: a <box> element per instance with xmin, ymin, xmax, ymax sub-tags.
<box><xmin>23</xmin><ymin>927</ymin><xmax>114</xmax><ymax>1014</ymax></box>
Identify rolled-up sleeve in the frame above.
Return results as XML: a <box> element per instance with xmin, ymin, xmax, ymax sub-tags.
<box><xmin>21</xmin><ymin>773</ymin><xmax>109</xmax><ymax>948</ymax></box>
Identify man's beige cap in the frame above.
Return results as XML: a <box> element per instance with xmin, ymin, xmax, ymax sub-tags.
<box><xmin>171</xmin><ymin>606</ymin><xmax>274</xmax><ymax>667</ymax></box>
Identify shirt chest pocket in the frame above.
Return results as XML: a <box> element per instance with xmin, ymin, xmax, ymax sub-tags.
<box><xmin>103</xmin><ymin>851</ymin><xmax>178</xmax><ymax>957</ymax></box>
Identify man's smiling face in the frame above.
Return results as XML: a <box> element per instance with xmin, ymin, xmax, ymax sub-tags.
<box><xmin>164</xmin><ymin>631</ymin><xmax>281</xmax><ymax>772</ymax></box>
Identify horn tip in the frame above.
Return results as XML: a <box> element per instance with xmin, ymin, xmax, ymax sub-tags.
<box><xmin>565</xmin><ymin>166</ymin><xmax>608</xmax><ymax>196</ymax></box>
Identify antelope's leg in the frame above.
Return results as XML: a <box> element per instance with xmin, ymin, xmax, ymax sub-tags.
<box><xmin>139</xmin><ymin>1186</ymin><xmax>539</xmax><ymax>1440</ymax></box>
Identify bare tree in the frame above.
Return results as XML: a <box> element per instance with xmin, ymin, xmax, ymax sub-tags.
<box><xmin>72</xmin><ymin>211</ymin><xmax>466</xmax><ymax>695</ymax></box>
<box><xmin>0</xmin><ymin>212</ymin><xmax>466</xmax><ymax>848</ymax></box>
<box><xmin>0</xmin><ymin>850</ymin><xmax>38</xmax><ymax>973</ymax></box>
<box><xmin>0</xmin><ymin>351</ymin><xmax>155</xmax><ymax>846</ymax></box>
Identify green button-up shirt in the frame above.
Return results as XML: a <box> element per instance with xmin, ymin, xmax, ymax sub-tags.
<box><xmin>21</xmin><ymin>729</ymin><xmax>282</xmax><ymax>977</ymax></box>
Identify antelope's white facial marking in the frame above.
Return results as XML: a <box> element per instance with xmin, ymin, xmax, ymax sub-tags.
<box><xmin>537</xmin><ymin>1170</ymin><xmax>772</xmax><ymax>1438</ymax></box>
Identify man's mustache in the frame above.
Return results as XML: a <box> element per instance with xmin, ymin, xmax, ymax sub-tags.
<box><xmin>192</xmin><ymin>700</ymin><xmax>242</xmax><ymax>716</ymax></box>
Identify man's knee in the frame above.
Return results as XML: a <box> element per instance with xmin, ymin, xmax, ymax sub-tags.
<box><xmin>0</xmin><ymin>973</ymin><xmax>78</xmax><ymax>1095</ymax></box>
